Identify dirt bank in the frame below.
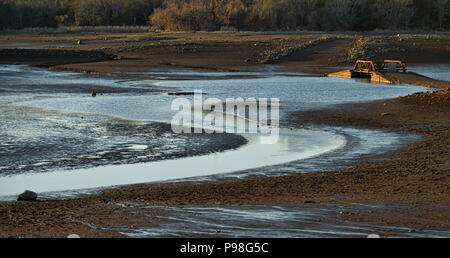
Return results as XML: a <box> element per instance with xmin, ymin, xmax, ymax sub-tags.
<box><xmin>384</xmin><ymin>72</ymin><xmax>450</xmax><ymax>88</ymax></box>
<box><xmin>0</xmin><ymin>49</ymin><xmax>116</xmax><ymax>68</ymax></box>
<box><xmin>0</xmin><ymin>32</ymin><xmax>449</xmax><ymax>76</ymax></box>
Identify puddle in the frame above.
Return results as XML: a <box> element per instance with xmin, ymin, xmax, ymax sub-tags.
<box><xmin>408</xmin><ymin>65</ymin><xmax>450</xmax><ymax>81</ymax></box>
<box><xmin>113</xmin><ymin>203</ymin><xmax>450</xmax><ymax>238</ymax></box>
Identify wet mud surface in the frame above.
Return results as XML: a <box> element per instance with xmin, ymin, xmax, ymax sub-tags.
<box><xmin>0</xmin><ymin>107</ymin><xmax>246</xmax><ymax>176</ymax></box>
<box><xmin>0</xmin><ymin>32</ymin><xmax>448</xmax><ymax>238</ymax></box>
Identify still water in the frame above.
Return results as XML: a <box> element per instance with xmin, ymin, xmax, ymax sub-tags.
<box><xmin>0</xmin><ymin>65</ymin><xmax>429</xmax><ymax>197</ymax></box>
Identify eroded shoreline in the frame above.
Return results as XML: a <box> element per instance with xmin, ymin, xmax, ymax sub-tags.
<box><xmin>0</xmin><ymin>32</ymin><xmax>448</xmax><ymax>238</ymax></box>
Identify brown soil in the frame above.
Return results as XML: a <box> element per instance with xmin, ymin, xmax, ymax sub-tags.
<box><xmin>0</xmin><ymin>31</ymin><xmax>449</xmax><ymax>238</ymax></box>
<box><xmin>1</xmin><ymin>32</ymin><xmax>448</xmax><ymax>75</ymax></box>
<box><xmin>384</xmin><ymin>72</ymin><xmax>450</xmax><ymax>88</ymax></box>
<box><xmin>345</xmin><ymin>34</ymin><xmax>450</xmax><ymax>66</ymax></box>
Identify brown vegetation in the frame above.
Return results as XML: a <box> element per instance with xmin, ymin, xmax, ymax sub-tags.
<box><xmin>148</xmin><ymin>0</ymin><xmax>450</xmax><ymax>31</ymax></box>
<box><xmin>1</xmin><ymin>0</ymin><xmax>449</xmax><ymax>31</ymax></box>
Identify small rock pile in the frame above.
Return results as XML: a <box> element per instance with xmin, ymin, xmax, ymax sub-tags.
<box><xmin>347</xmin><ymin>36</ymin><xmax>406</xmax><ymax>63</ymax></box>
<box><xmin>399</xmin><ymin>88</ymin><xmax>450</xmax><ymax>105</ymax></box>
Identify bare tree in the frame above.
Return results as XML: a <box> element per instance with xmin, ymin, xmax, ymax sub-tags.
<box><xmin>374</xmin><ymin>0</ymin><xmax>415</xmax><ymax>30</ymax></box>
<box><xmin>295</xmin><ymin>0</ymin><xmax>318</xmax><ymax>27</ymax></box>
<box><xmin>324</xmin><ymin>0</ymin><xmax>366</xmax><ymax>30</ymax></box>
<box><xmin>435</xmin><ymin>0</ymin><xmax>449</xmax><ymax>30</ymax></box>
<box><xmin>225</xmin><ymin>0</ymin><xmax>247</xmax><ymax>30</ymax></box>
<box><xmin>399</xmin><ymin>0</ymin><xmax>415</xmax><ymax>29</ymax></box>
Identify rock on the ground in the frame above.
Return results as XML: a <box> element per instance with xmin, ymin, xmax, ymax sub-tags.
<box><xmin>17</xmin><ymin>190</ymin><xmax>38</xmax><ymax>201</ymax></box>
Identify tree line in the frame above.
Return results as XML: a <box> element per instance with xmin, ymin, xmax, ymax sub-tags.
<box><xmin>1</xmin><ymin>0</ymin><xmax>448</xmax><ymax>31</ymax></box>
<box><xmin>0</xmin><ymin>0</ymin><xmax>162</xmax><ymax>28</ymax></box>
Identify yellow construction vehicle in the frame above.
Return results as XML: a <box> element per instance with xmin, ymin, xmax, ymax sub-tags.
<box><xmin>328</xmin><ymin>59</ymin><xmax>406</xmax><ymax>84</ymax></box>
<box><xmin>353</xmin><ymin>60</ymin><xmax>407</xmax><ymax>74</ymax></box>
<box><xmin>353</xmin><ymin>60</ymin><xmax>377</xmax><ymax>74</ymax></box>
<box><xmin>381</xmin><ymin>60</ymin><xmax>407</xmax><ymax>73</ymax></box>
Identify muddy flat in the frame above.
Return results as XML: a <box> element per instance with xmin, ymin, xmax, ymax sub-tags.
<box><xmin>0</xmin><ymin>31</ymin><xmax>448</xmax><ymax>238</ymax></box>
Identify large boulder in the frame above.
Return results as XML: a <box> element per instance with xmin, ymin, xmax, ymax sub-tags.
<box><xmin>17</xmin><ymin>190</ymin><xmax>38</xmax><ymax>201</ymax></box>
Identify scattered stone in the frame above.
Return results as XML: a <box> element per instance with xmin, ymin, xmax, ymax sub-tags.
<box><xmin>17</xmin><ymin>190</ymin><xmax>37</xmax><ymax>201</ymax></box>
<box><xmin>367</xmin><ymin>234</ymin><xmax>381</xmax><ymax>238</ymax></box>
<box><xmin>76</xmin><ymin>40</ymin><xmax>82</xmax><ymax>45</ymax></box>
<box><xmin>380</xmin><ymin>112</ymin><xmax>392</xmax><ymax>116</ymax></box>
<box><xmin>67</xmin><ymin>234</ymin><xmax>81</xmax><ymax>238</ymax></box>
